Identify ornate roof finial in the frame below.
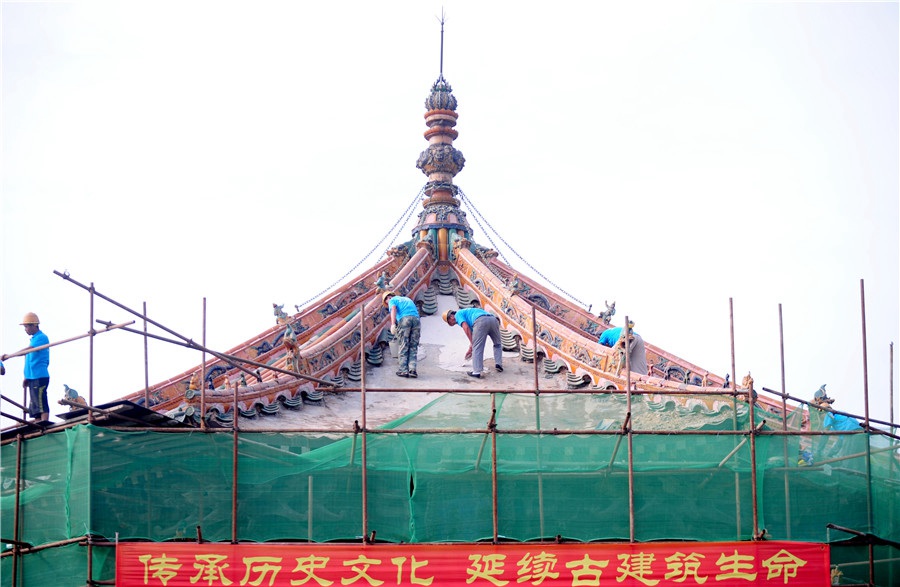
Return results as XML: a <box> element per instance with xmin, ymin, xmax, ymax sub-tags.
<box><xmin>416</xmin><ymin>9</ymin><xmax>464</xmax><ymax>193</ymax></box>
<box><xmin>426</xmin><ymin>9</ymin><xmax>456</xmax><ymax>112</ymax></box>
<box><xmin>412</xmin><ymin>11</ymin><xmax>471</xmax><ymax>262</ymax></box>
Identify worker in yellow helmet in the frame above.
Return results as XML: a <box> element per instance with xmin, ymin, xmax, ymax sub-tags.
<box><xmin>11</xmin><ymin>312</ymin><xmax>51</xmax><ymax>422</ymax></box>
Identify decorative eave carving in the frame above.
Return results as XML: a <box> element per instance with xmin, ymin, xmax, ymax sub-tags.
<box><xmin>415</xmin><ymin>240</ymin><xmax>435</xmax><ymax>253</ymax></box>
<box><xmin>388</xmin><ymin>244</ymin><xmax>411</xmax><ymax>260</ymax></box>
<box><xmin>473</xmin><ymin>244</ymin><xmax>498</xmax><ymax>260</ymax></box>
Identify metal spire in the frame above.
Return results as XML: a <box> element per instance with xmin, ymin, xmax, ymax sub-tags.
<box><xmin>437</xmin><ymin>9</ymin><xmax>446</xmax><ymax>78</ymax></box>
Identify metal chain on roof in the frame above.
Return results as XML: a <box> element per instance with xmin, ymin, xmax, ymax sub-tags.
<box><xmin>458</xmin><ymin>187</ymin><xmax>589</xmax><ymax>308</ymax></box>
<box><xmin>295</xmin><ymin>186</ymin><xmax>425</xmax><ymax>308</ymax></box>
<box><xmin>455</xmin><ymin>189</ymin><xmax>512</xmax><ymax>266</ymax></box>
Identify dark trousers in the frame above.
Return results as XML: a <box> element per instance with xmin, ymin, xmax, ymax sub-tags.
<box><xmin>26</xmin><ymin>377</ymin><xmax>50</xmax><ymax>417</ymax></box>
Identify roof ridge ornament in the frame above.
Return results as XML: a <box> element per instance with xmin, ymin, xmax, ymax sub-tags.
<box><xmin>425</xmin><ymin>77</ymin><xmax>457</xmax><ymax>112</ymax></box>
<box><xmin>413</xmin><ymin>11</ymin><xmax>471</xmax><ymax>262</ymax></box>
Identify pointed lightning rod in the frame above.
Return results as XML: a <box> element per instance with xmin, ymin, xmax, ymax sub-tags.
<box><xmin>437</xmin><ymin>9</ymin><xmax>446</xmax><ymax>77</ymax></box>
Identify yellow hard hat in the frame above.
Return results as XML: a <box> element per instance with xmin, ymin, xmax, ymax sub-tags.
<box><xmin>442</xmin><ymin>310</ymin><xmax>455</xmax><ymax>324</ymax></box>
<box><xmin>381</xmin><ymin>291</ymin><xmax>396</xmax><ymax>306</ymax></box>
<box><xmin>21</xmin><ymin>312</ymin><xmax>40</xmax><ymax>325</ymax></box>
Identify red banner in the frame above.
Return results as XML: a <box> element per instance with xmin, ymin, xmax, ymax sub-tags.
<box><xmin>116</xmin><ymin>541</ymin><xmax>829</xmax><ymax>586</ymax></box>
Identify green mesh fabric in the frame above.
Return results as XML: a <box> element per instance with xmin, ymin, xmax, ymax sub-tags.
<box><xmin>0</xmin><ymin>541</ymin><xmax>111</xmax><ymax>587</ymax></box>
<box><xmin>0</xmin><ymin>427</ymin><xmax>91</xmax><ymax>546</ymax></box>
<box><xmin>2</xmin><ymin>392</ymin><xmax>898</xmax><ymax>585</ymax></box>
<box><xmin>831</xmin><ymin>543</ymin><xmax>900</xmax><ymax>586</ymax></box>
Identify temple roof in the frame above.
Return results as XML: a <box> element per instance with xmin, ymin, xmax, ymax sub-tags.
<box><xmin>106</xmin><ymin>72</ymin><xmax>754</xmax><ymax>432</ymax></box>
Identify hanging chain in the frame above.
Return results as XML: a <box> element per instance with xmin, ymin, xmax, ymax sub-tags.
<box><xmin>390</xmin><ymin>186</ymin><xmax>425</xmax><ymax>251</ymax></box>
<box><xmin>458</xmin><ymin>188</ymin><xmax>589</xmax><ymax>307</ymax></box>
<box><xmin>456</xmin><ymin>190</ymin><xmax>512</xmax><ymax>267</ymax></box>
<box><xmin>295</xmin><ymin>185</ymin><xmax>589</xmax><ymax>310</ymax></box>
<box><xmin>295</xmin><ymin>186</ymin><xmax>425</xmax><ymax>308</ymax></box>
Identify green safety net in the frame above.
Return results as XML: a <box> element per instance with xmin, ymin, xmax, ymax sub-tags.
<box><xmin>2</xmin><ymin>392</ymin><xmax>899</xmax><ymax>585</ymax></box>
<box><xmin>0</xmin><ymin>541</ymin><xmax>113</xmax><ymax>587</ymax></box>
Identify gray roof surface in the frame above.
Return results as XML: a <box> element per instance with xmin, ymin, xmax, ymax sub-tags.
<box><xmin>238</xmin><ymin>295</ymin><xmax>567</xmax><ymax>431</ymax></box>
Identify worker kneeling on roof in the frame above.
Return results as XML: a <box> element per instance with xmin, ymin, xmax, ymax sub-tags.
<box><xmin>442</xmin><ymin>307</ymin><xmax>503</xmax><ymax>379</ymax></box>
<box><xmin>811</xmin><ymin>385</ymin><xmax>862</xmax><ymax>460</ymax></box>
<box><xmin>598</xmin><ymin>321</ymin><xmax>648</xmax><ymax>375</ymax></box>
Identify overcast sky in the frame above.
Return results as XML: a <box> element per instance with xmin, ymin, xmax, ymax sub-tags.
<box><xmin>1</xmin><ymin>1</ymin><xmax>897</xmax><ymax>429</ymax></box>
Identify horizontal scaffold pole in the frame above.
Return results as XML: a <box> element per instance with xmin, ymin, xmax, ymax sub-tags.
<box><xmin>55</xmin><ymin>270</ymin><xmax>265</xmax><ymax>383</ymax></box>
<box><xmin>98</xmin><ymin>320</ymin><xmax>337</xmax><ymax>387</ymax></box>
<box><xmin>0</xmin><ymin>321</ymin><xmax>133</xmax><ymax>361</ymax></box>
<box><xmin>55</xmin><ymin>270</ymin><xmax>335</xmax><ymax>388</ymax></box>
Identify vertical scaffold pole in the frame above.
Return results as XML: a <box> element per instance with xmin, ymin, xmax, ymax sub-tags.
<box><xmin>87</xmin><ymin>536</ymin><xmax>93</xmax><ymax>586</ymax></box>
<box><xmin>860</xmin><ymin>279</ymin><xmax>870</xmax><ymax>430</ymax></box>
<box><xmin>143</xmin><ymin>302</ymin><xmax>150</xmax><ymax>409</ymax></box>
<box><xmin>231</xmin><ymin>381</ymin><xmax>239</xmax><ymax>544</ymax></box>
<box><xmin>729</xmin><ymin>298</ymin><xmax>741</xmax><ymax>539</ymax></box>
<box><xmin>359</xmin><ymin>302</ymin><xmax>369</xmax><ymax>543</ymax></box>
<box><xmin>626</xmin><ymin>315</ymin><xmax>635</xmax><ymax>543</ymax></box>
<box><xmin>860</xmin><ymin>280</ymin><xmax>874</xmax><ymax>539</ymax></box>
<box><xmin>532</xmin><ymin>306</ymin><xmax>545</xmax><ymax>538</ymax></box>
<box><xmin>12</xmin><ymin>434</ymin><xmax>23</xmax><ymax>585</ymax></box>
<box><xmin>89</xmin><ymin>283</ymin><xmax>95</xmax><ymax>423</ymax></box>
<box><xmin>491</xmin><ymin>393</ymin><xmax>499</xmax><ymax>543</ymax></box>
<box><xmin>746</xmin><ymin>303</ymin><xmax>760</xmax><ymax>540</ymax></box>
<box><xmin>201</xmin><ymin>298</ymin><xmax>207</xmax><ymax>431</ymax></box>
<box><xmin>890</xmin><ymin>342</ymin><xmax>895</xmax><ymax>424</ymax></box>
<box><xmin>778</xmin><ymin>303</ymin><xmax>792</xmax><ymax>540</ymax></box>
<box><xmin>532</xmin><ymin>305</ymin><xmax>539</xmax><ymax>393</ymax></box>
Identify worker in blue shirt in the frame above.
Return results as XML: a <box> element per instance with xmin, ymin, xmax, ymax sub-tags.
<box><xmin>598</xmin><ymin>322</ymin><xmax>648</xmax><ymax>375</ymax></box>
<box><xmin>811</xmin><ymin>385</ymin><xmax>861</xmax><ymax>459</ymax></box>
<box><xmin>812</xmin><ymin>385</ymin><xmax>861</xmax><ymax>431</ymax></box>
<box><xmin>383</xmin><ymin>291</ymin><xmax>421</xmax><ymax>378</ymax></box>
<box><xmin>443</xmin><ymin>307</ymin><xmax>503</xmax><ymax>378</ymax></box>
<box><xmin>8</xmin><ymin>312</ymin><xmax>51</xmax><ymax>422</ymax></box>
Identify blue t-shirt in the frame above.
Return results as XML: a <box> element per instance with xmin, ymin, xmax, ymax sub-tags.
<box><xmin>454</xmin><ymin>307</ymin><xmax>491</xmax><ymax>329</ymax></box>
<box><xmin>823</xmin><ymin>412</ymin><xmax>861</xmax><ymax>431</ymax></box>
<box><xmin>389</xmin><ymin>296</ymin><xmax>419</xmax><ymax>319</ymax></box>
<box><xmin>25</xmin><ymin>330</ymin><xmax>50</xmax><ymax>379</ymax></box>
<box><xmin>599</xmin><ymin>327</ymin><xmax>624</xmax><ymax>347</ymax></box>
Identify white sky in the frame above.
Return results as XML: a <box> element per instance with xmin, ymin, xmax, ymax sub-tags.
<box><xmin>1</xmin><ymin>1</ymin><xmax>898</xmax><ymax>429</ymax></box>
